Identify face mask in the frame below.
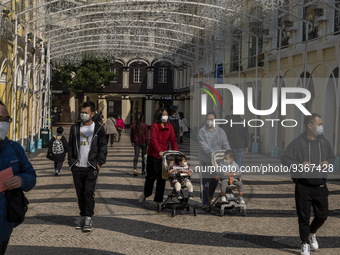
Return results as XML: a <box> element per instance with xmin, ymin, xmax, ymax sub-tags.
<box><xmin>314</xmin><ymin>125</ymin><xmax>324</xmax><ymax>136</ymax></box>
<box><xmin>161</xmin><ymin>116</ymin><xmax>168</xmax><ymax>122</ymax></box>
<box><xmin>0</xmin><ymin>122</ymin><xmax>10</xmax><ymax>140</ymax></box>
<box><xmin>80</xmin><ymin>113</ymin><xmax>91</xmax><ymax>123</ymax></box>
<box><xmin>183</xmin><ymin>162</ymin><xmax>188</xmax><ymax>167</ymax></box>
<box><xmin>207</xmin><ymin>120</ymin><xmax>214</xmax><ymax>127</ymax></box>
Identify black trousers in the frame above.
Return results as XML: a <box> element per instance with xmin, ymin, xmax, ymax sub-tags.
<box><xmin>54</xmin><ymin>161</ymin><xmax>63</xmax><ymax>171</ymax></box>
<box><xmin>143</xmin><ymin>155</ymin><xmax>165</xmax><ymax>202</ymax></box>
<box><xmin>295</xmin><ymin>182</ymin><xmax>329</xmax><ymax>243</ymax></box>
<box><xmin>72</xmin><ymin>166</ymin><xmax>99</xmax><ymax>217</ymax></box>
<box><xmin>117</xmin><ymin>130</ymin><xmax>122</xmax><ymax>141</ymax></box>
<box><xmin>200</xmin><ymin>161</ymin><xmax>219</xmax><ymax>207</ymax></box>
<box><xmin>133</xmin><ymin>143</ymin><xmax>147</xmax><ymax>171</ymax></box>
<box><xmin>106</xmin><ymin>134</ymin><xmax>115</xmax><ymax>146</ymax></box>
<box><xmin>0</xmin><ymin>239</ymin><xmax>9</xmax><ymax>255</ymax></box>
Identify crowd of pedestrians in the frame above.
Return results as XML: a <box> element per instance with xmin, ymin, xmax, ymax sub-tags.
<box><xmin>0</xmin><ymin>100</ymin><xmax>336</xmax><ymax>255</ymax></box>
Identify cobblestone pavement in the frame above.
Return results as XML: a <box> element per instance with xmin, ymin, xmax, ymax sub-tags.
<box><xmin>6</xmin><ymin>128</ymin><xmax>340</xmax><ymax>255</ymax></box>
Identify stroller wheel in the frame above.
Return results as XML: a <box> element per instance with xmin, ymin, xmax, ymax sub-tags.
<box><xmin>193</xmin><ymin>206</ymin><xmax>198</xmax><ymax>216</ymax></box>
<box><xmin>240</xmin><ymin>207</ymin><xmax>246</xmax><ymax>216</ymax></box>
<box><xmin>220</xmin><ymin>209</ymin><xmax>224</xmax><ymax>217</ymax></box>
<box><xmin>171</xmin><ymin>209</ymin><xmax>176</xmax><ymax>217</ymax></box>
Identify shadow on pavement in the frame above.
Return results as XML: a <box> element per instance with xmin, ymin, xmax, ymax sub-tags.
<box><xmin>6</xmin><ymin>245</ymin><xmax>124</xmax><ymax>255</ymax></box>
<box><xmin>24</xmin><ymin>215</ymin><xmax>340</xmax><ymax>250</ymax></box>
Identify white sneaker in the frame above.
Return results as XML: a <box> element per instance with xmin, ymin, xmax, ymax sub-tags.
<box><xmin>309</xmin><ymin>233</ymin><xmax>319</xmax><ymax>251</ymax></box>
<box><xmin>138</xmin><ymin>193</ymin><xmax>146</xmax><ymax>203</ymax></box>
<box><xmin>221</xmin><ymin>196</ymin><xmax>227</xmax><ymax>202</ymax></box>
<box><xmin>301</xmin><ymin>243</ymin><xmax>310</xmax><ymax>255</ymax></box>
<box><xmin>239</xmin><ymin>197</ymin><xmax>245</xmax><ymax>204</ymax></box>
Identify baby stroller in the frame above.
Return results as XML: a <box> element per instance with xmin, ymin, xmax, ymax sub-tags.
<box><xmin>209</xmin><ymin>150</ymin><xmax>246</xmax><ymax>216</ymax></box>
<box><xmin>158</xmin><ymin>150</ymin><xmax>198</xmax><ymax>217</ymax></box>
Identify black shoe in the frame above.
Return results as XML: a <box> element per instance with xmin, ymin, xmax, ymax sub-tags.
<box><xmin>82</xmin><ymin>217</ymin><xmax>93</xmax><ymax>232</ymax></box>
<box><xmin>75</xmin><ymin>217</ymin><xmax>85</xmax><ymax>230</ymax></box>
<box><xmin>133</xmin><ymin>170</ymin><xmax>138</xmax><ymax>176</ymax></box>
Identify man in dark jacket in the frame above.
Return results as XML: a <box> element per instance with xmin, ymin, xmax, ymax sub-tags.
<box><xmin>68</xmin><ymin>101</ymin><xmax>107</xmax><ymax>232</ymax></box>
<box><xmin>223</xmin><ymin>106</ymin><xmax>249</xmax><ymax>167</ymax></box>
<box><xmin>0</xmin><ymin>101</ymin><xmax>36</xmax><ymax>254</ymax></box>
<box><xmin>281</xmin><ymin>113</ymin><xmax>335</xmax><ymax>255</ymax></box>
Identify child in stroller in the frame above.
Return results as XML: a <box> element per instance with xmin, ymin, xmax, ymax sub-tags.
<box><xmin>159</xmin><ymin>151</ymin><xmax>197</xmax><ymax>217</ymax></box>
<box><xmin>208</xmin><ymin>150</ymin><xmax>246</xmax><ymax>216</ymax></box>
<box><xmin>217</xmin><ymin>150</ymin><xmax>244</xmax><ymax>204</ymax></box>
<box><xmin>168</xmin><ymin>154</ymin><xmax>193</xmax><ymax>200</ymax></box>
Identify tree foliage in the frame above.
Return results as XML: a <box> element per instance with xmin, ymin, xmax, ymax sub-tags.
<box><xmin>51</xmin><ymin>59</ymin><xmax>116</xmax><ymax>102</ymax></box>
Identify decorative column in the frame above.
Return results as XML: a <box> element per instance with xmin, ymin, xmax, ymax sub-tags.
<box><xmin>121</xmin><ymin>95</ymin><xmax>131</xmax><ymax>126</ymax></box>
<box><xmin>173</xmin><ymin>67</ymin><xmax>179</xmax><ymax>90</ymax></box>
<box><xmin>179</xmin><ymin>67</ymin><xmax>184</xmax><ymax>89</ymax></box>
<box><xmin>147</xmin><ymin>67</ymin><xmax>154</xmax><ymax>89</ymax></box>
<box><xmin>98</xmin><ymin>95</ymin><xmax>107</xmax><ymax>120</ymax></box>
<box><xmin>122</xmin><ymin>67</ymin><xmax>129</xmax><ymax>89</ymax></box>
<box><xmin>184</xmin><ymin>95</ymin><xmax>191</xmax><ymax>127</ymax></box>
<box><xmin>69</xmin><ymin>91</ymin><xmax>78</xmax><ymax>123</ymax></box>
<box><xmin>183</xmin><ymin>65</ymin><xmax>187</xmax><ymax>88</ymax></box>
<box><xmin>145</xmin><ymin>95</ymin><xmax>153</xmax><ymax>125</ymax></box>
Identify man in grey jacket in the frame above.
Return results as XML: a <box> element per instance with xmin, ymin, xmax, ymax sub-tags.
<box><xmin>198</xmin><ymin>111</ymin><xmax>230</xmax><ymax>209</ymax></box>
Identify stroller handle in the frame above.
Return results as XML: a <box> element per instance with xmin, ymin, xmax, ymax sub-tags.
<box><xmin>161</xmin><ymin>150</ymin><xmax>185</xmax><ymax>159</ymax></box>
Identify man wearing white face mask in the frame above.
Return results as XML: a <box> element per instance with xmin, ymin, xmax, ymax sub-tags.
<box><xmin>68</xmin><ymin>101</ymin><xmax>107</xmax><ymax>232</ymax></box>
<box><xmin>198</xmin><ymin>111</ymin><xmax>230</xmax><ymax>210</ymax></box>
<box><xmin>282</xmin><ymin>113</ymin><xmax>335</xmax><ymax>255</ymax></box>
<box><xmin>0</xmin><ymin>101</ymin><xmax>36</xmax><ymax>254</ymax></box>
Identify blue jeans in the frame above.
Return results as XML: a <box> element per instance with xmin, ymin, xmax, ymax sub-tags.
<box><xmin>231</xmin><ymin>148</ymin><xmax>245</xmax><ymax>168</ymax></box>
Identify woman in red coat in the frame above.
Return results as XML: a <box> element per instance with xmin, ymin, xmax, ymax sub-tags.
<box><xmin>139</xmin><ymin>109</ymin><xmax>178</xmax><ymax>205</ymax></box>
<box><xmin>130</xmin><ymin>112</ymin><xmax>149</xmax><ymax>176</ymax></box>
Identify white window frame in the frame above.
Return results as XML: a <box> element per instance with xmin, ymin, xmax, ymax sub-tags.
<box><xmin>133</xmin><ymin>68</ymin><xmax>142</xmax><ymax>83</ymax></box>
<box><xmin>158</xmin><ymin>67</ymin><xmax>167</xmax><ymax>83</ymax></box>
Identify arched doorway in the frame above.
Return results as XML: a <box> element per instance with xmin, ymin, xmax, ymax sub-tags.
<box><xmin>294</xmin><ymin>72</ymin><xmax>315</xmax><ymax>137</ymax></box>
<box><xmin>324</xmin><ymin>68</ymin><xmax>338</xmax><ymax>151</ymax></box>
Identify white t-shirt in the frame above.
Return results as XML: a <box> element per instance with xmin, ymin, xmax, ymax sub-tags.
<box><xmin>76</xmin><ymin>122</ymin><xmax>95</xmax><ymax>167</ymax></box>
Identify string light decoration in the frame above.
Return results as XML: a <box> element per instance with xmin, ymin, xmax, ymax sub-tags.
<box><xmin>0</xmin><ymin>0</ymin><xmax>332</xmax><ymax>67</ymax></box>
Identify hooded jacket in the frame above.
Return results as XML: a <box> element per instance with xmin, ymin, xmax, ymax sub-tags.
<box><xmin>281</xmin><ymin>132</ymin><xmax>335</xmax><ymax>186</ymax></box>
<box><xmin>130</xmin><ymin>122</ymin><xmax>149</xmax><ymax>145</ymax></box>
<box><xmin>198</xmin><ymin>124</ymin><xmax>231</xmax><ymax>163</ymax></box>
<box><xmin>223</xmin><ymin>115</ymin><xmax>249</xmax><ymax>148</ymax></box>
<box><xmin>68</xmin><ymin>122</ymin><xmax>107</xmax><ymax>169</ymax></box>
<box><xmin>0</xmin><ymin>138</ymin><xmax>36</xmax><ymax>242</ymax></box>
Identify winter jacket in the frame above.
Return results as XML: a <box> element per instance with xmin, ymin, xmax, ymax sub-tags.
<box><xmin>147</xmin><ymin>122</ymin><xmax>178</xmax><ymax>159</ymax></box>
<box><xmin>68</xmin><ymin>122</ymin><xmax>108</xmax><ymax>169</ymax></box>
<box><xmin>223</xmin><ymin>115</ymin><xmax>249</xmax><ymax>149</ymax></box>
<box><xmin>46</xmin><ymin>135</ymin><xmax>68</xmax><ymax>162</ymax></box>
<box><xmin>116</xmin><ymin>119</ymin><xmax>125</xmax><ymax>130</ymax></box>
<box><xmin>130</xmin><ymin>122</ymin><xmax>149</xmax><ymax>145</ymax></box>
<box><xmin>281</xmin><ymin>132</ymin><xmax>335</xmax><ymax>186</ymax></box>
<box><xmin>198</xmin><ymin>124</ymin><xmax>231</xmax><ymax>163</ymax></box>
<box><xmin>0</xmin><ymin>138</ymin><xmax>36</xmax><ymax>242</ymax></box>
<box><xmin>104</xmin><ymin>117</ymin><xmax>118</xmax><ymax>135</ymax></box>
